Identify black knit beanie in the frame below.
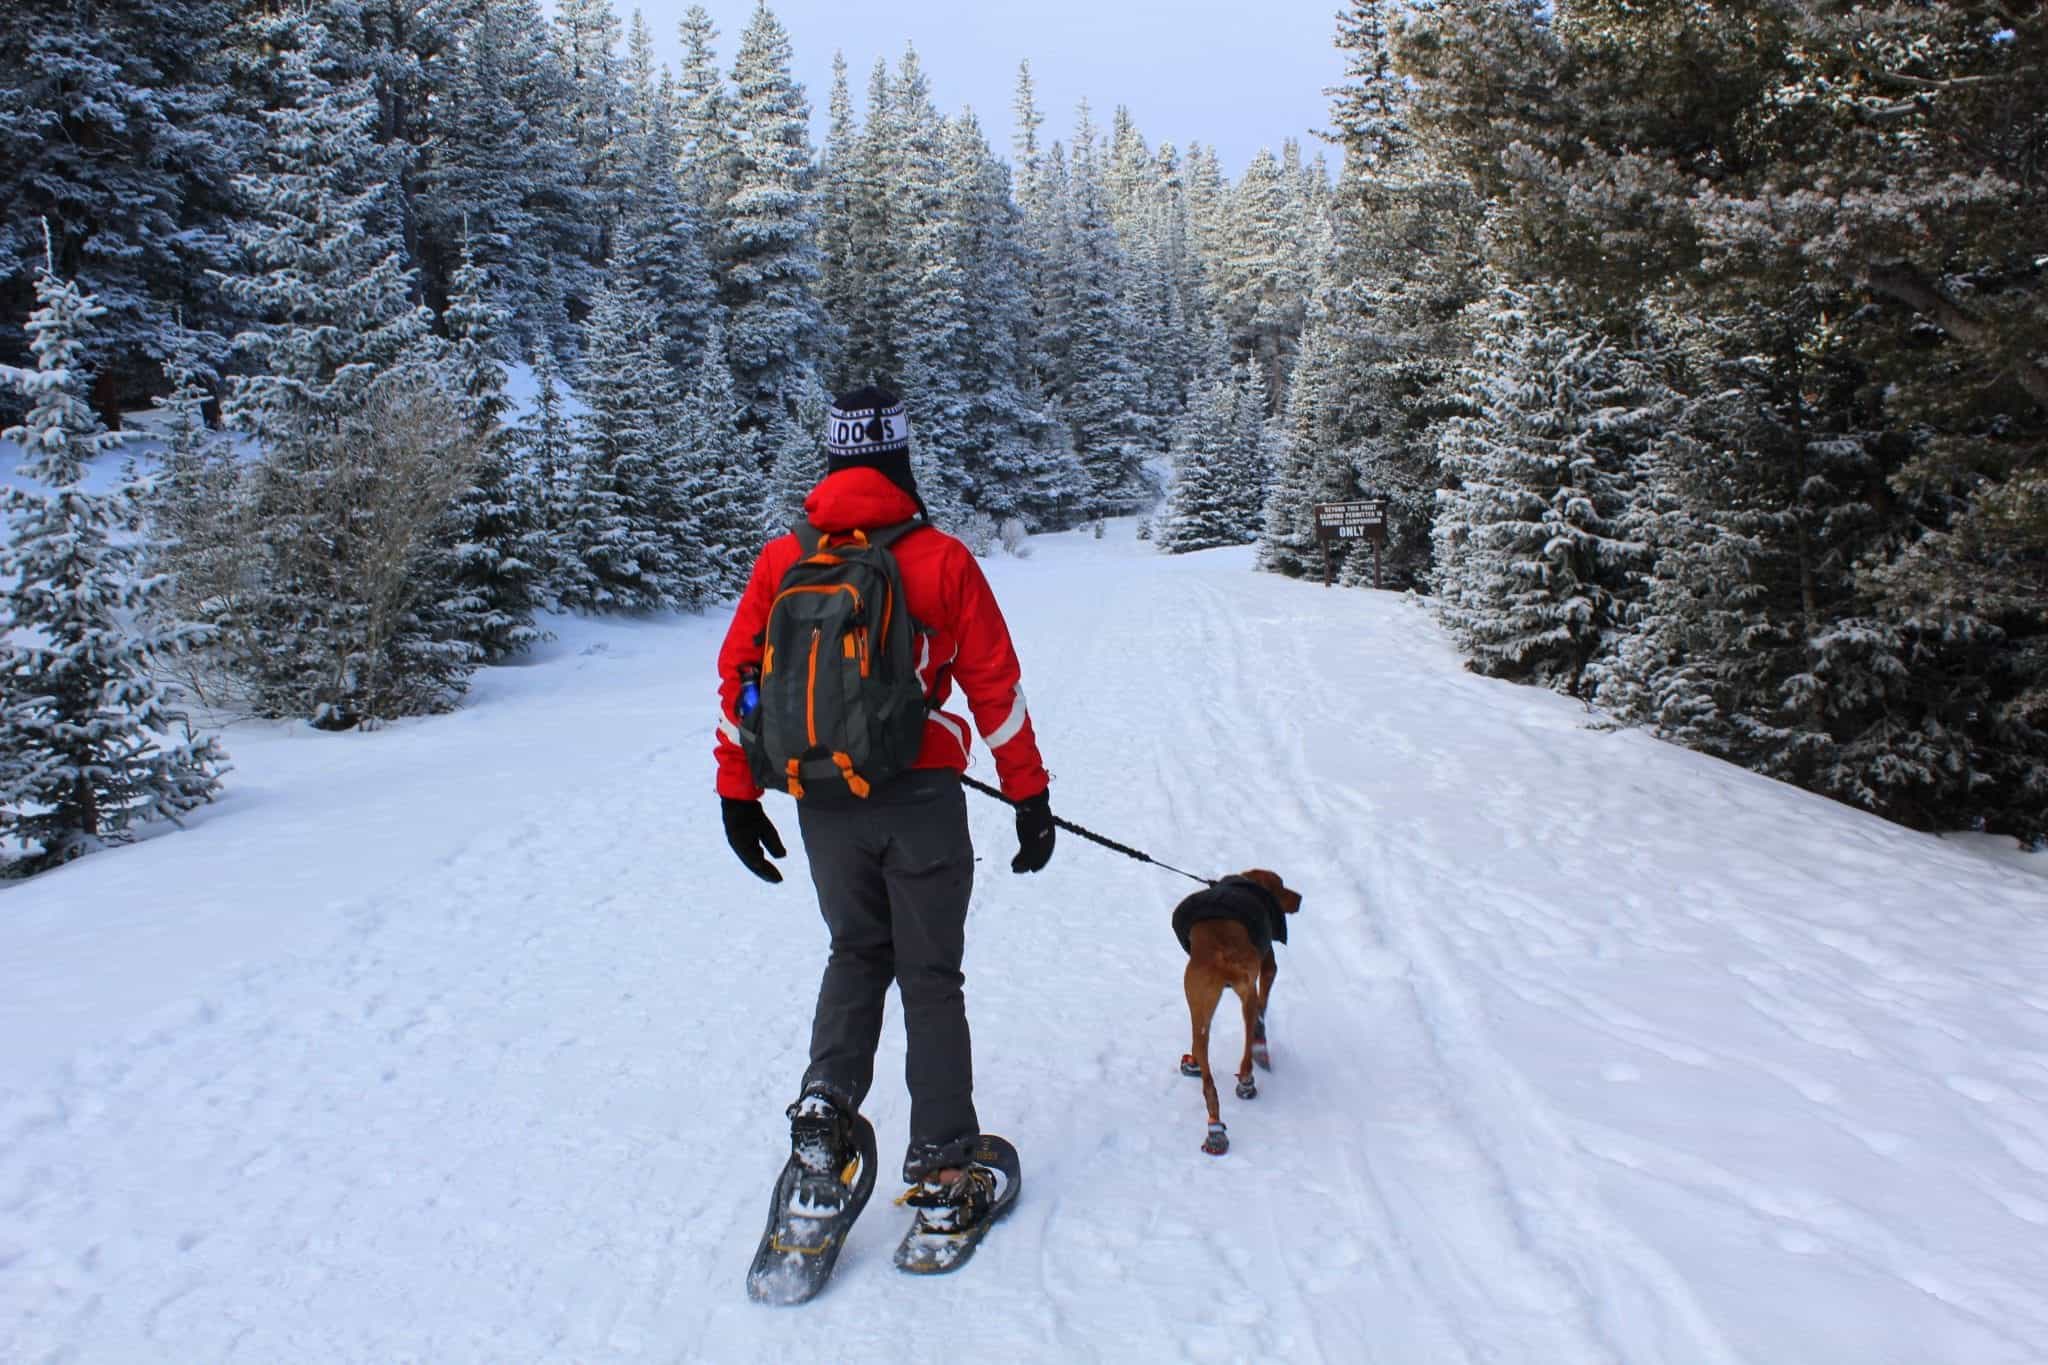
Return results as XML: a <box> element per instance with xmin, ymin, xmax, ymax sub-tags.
<box><xmin>826</xmin><ymin>385</ymin><xmax>926</xmax><ymax>517</ymax></box>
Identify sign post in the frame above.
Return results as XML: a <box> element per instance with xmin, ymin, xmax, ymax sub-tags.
<box><xmin>1314</xmin><ymin>500</ymin><xmax>1388</xmax><ymax>589</ymax></box>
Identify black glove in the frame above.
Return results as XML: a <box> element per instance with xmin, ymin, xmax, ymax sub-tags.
<box><xmin>722</xmin><ymin>798</ymin><xmax>787</xmax><ymax>883</ymax></box>
<box><xmin>1010</xmin><ymin>791</ymin><xmax>1055</xmax><ymax>874</ymax></box>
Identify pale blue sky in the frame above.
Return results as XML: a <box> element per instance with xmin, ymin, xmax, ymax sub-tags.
<box><xmin>612</xmin><ymin>1</ymin><xmax>1348</xmax><ymax>177</ymax></box>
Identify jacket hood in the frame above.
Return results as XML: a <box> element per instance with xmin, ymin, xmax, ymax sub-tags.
<box><xmin>804</xmin><ymin>466</ymin><xmax>923</xmax><ymax>534</ymax></box>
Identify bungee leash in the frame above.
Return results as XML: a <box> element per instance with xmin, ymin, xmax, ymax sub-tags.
<box><xmin>959</xmin><ymin>774</ymin><xmax>1217</xmax><ymax>889</ymax></box>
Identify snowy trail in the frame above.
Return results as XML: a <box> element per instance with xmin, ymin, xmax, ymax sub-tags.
<box><xmin>4</xmin><ymin>523</ymin><xmax>2047</xmax><ymax>1363</ymax></box>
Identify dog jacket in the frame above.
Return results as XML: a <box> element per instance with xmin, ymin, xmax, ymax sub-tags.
<box><xmin>1171</xmin><ymin>876</ymin><xmax>1288</xmax><ymax>957</ymax></box>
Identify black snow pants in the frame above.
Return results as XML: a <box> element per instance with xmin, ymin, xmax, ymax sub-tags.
<box><xmin>795</xmin><ymin>768</ymin><xmax>979</xmax><ymax>1180</ymax></box>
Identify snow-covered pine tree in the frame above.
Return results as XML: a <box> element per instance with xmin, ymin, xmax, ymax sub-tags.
<box><xmin>762</xmin><ymin>401</ymin><xmax>823</xmax><ymax>535</ymax></box>
<box><xmin>1157</xmin><ymin>355</ymin><xmax>1268</xmax><ymax>554</ymax></box>
<box><xmin>1105</xmin><ymin>107</ymin><xmax>1152</xmax><ymax>235</ymax></box>
<box><xmin>949</xmin><ymin>109</ymin><xmax>1072</xmax><ymax>530</ymax></box>
<box><xmin>439</xmin><ymin>236</ymin><xmax>544</xmax><ymax>662</ymax></box>
<box><xmin>1155</xmin><ymin>372</ymin><xmax>1233</xmax><ymax>554</ymax></box>
<box><xmin>676</xmin><ymin>4</ymin><xmax>735</xmax><ymax>223</ymax></box>
<box><xmin>1146</xmin><ymin>141</ymin><xmax>1209</xmax><ymax>416</ymax></box>
<box><xmin>419</xmin><ymin>1</ymin><xmax>533</xmax><ymax>310</ymax></box>
<box><xmin>887</xmin><ymin>49</ymin><xmax>972</xmax><ymax>528</ymax></box>
<box><xmin>0</xmin><ymin>0</ymin><xmax>245</xmax><ymax>407</ymax></box>
<box><xmin>1335</xmin><ymin>156</ymin><xmax>1484</xmax><ymax>586</ymax></box>
<box><xmin>1057</xmin><ymin>102</ymin><xmax>1157</xmax><ymax>518</ymax></box>
<box><xmin>1008</xmin><ymin>62</ymin><xmax>1074</xmax><ymax>409</ymax></box>
<box><xmin>419</xmin><ymin>0</ymin><xmax>595</xmax><ymax>352</ymax></box>
<box><xmin>676</xmin><ymin>321</ymin><xmax>772</xmax><ymax>601</ymax></box>
<box><xmin>618</xmin><ymin>56</ymin><xmax>722</xmax><ymax>382</ymax></box>
<box><xmin>1259</xmin><ymin>303</ymin><xmax>1357</xmax><ymax>578</ymax></box>
<box><xmin>1100</xmin><ymin>111</ymin><xmax>1200</xmax><ymax>439</ymax></box>
<box><xmin>813</xmin><ymin>51</ymin><xmax>861</xmax><ymax>387</ymax></box>
<box><xmin>719</xmin><ymin>1</ymin><xmax>824</xmax><ymax>430</ymax></box>
<box><xmin>0</xmin><ymin>264</ymin><xmax>225</xmax><ymax>874</ymax></box>
<box><xmin>1230</xmin><ymin>360</ymin><xmax>1277</xmax><ymax>530</ymax></box>
<box><xmin>623</xmin><ymin>9</ymin><xmax>661</xmax><ymax>151</ymax></box>
<box><xmin>1405</xmin><ymin>0</ymin><xmax>2047</xmax><ymax>837</ymax></box>
<box><xmin>219</xmin><ymin>31</ymin><xmax>438</xmax><ymax>446</ymax></box>
<box><xmin>1214</xmin><ymin>146</ymin><xmax>1311</xmax><ymax>407</ymax></box>
<box><xmin>1180</xmin><ymin>143</ymin><xmax>1229</xmax><ymax>302</ymax></box>
<box><xmin>141</xmin><ymin>324</ymin><xmax>244</xmax><ymax>668</ymax></box>
<box><xmin>316</xmin><ymin>0</ymin><xmax>472</xmax><ymax>314</ymax></box>
<box><xmin>1011</xmin><ymin>60</ymin><xmax>1044</xmax><ymax>210</ymax></box>
<box><xmin>218</xmin><ymin>29</ymin><xmax>480</xmax><ymax>727</ymax></box>
<box><xmin>1432</xmin><ymin>287</ymin><xmax>1661</xmax><ymax>697</ymax></box>
<box><xmin>1590</xmin><ymin>301</ymin><xmax>1916</xmax><ymax>816</ymax></box>
<box><xmin>1330</xmin><ymin>0</ymin><xmax>1409</xmax><ymax>174</ymax></box>
<box><xmin>560</xmin><ymin>260</ymin><xmax>687</xmax><ymax>613</ymax></box>
<box><xmin>555</xmin><ymin>0</ymin><xmax>629</xmax><ymax>259</ymax></box>
<box><xmin>836</xmin><ymin>57</ymin><xmax>905</xmax><ymax>389</ymax></box>
<box><xmin>513</xmin><ymin>342</ymin><xmax>577</xmax><ymax>604</ymax></box>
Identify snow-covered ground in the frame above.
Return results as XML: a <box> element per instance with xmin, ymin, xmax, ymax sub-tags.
<box><xmin>3</xmin><ymin>521</ymin><xmax>2045</xmax><ymax>1364</ymax></box>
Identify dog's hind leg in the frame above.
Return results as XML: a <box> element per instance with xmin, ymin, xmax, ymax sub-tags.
<box><xmin>1252</xmin><ymin>950</ymin><xmax>1277</xmax><ymax>1071</ymax></box>
<box><xmin>1185</xmin><ymin>961</ymin><xmax>1229</xmax><ymax>1154</ymax></box>
<box><xmin>1234</xmin><ymin>979</ymin><xmax>1260</xmax><ymax>1100</ymax></box>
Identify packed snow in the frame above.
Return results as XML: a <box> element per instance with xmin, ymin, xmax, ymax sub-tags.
<box><xmin>3</xmin><ymin>521</ymin><xmax>2044</xmax><ymax>1363</ymax></box>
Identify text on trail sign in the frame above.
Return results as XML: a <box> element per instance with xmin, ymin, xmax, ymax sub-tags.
<box><xmin>1314</xmin><ymin>499</ymin><xmax>1387</xmax><ymax>589</ymax></box>
<box><xmin>1314</xmin><ymin>500</ymin><xmax>1387</xmax><ymax>542</ymax></box>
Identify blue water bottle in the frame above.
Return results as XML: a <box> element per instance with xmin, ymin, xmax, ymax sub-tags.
<box><xmin>738</xmin><ymin>665</ymin><xmax>761</xmax><ymax>720</ymax></box>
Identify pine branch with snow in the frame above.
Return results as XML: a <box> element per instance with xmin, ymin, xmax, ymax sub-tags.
<box><xmin>0</xmin><ymin>268</ymin><xmax>225</xmax><ymax>875</ymax></box>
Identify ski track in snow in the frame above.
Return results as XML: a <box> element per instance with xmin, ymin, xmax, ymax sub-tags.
<box><xmin>3</xmin><ymin>524</ymin><xmax>2047</xmax><ymax>1363</ymax></box>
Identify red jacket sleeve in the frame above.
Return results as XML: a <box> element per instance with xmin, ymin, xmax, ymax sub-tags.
<box><xmin>713</xmin><ymin>545</ymin><xmax>783</xmax><ymax>800</ymax></box>
<box><xmin>942</xmin><ymin>542</ymin><xmax>1050</xmax><ymax>803</ymax></box>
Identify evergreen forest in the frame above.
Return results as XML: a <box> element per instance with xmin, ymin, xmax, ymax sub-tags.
<box><xmin>1</xmin><ymin>0</ymin><xmax>2041</xmax><ymax>874</ymax></box>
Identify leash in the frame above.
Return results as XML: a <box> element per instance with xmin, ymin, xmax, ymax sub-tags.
<box><xmin>959</xmin><ymin>774</ymin><xmax>1217</xmax><ymax>888</ymax></box>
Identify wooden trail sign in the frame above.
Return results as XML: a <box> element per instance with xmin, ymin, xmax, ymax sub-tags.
<box><xmin>1314</xmin><ymin>499</ymin><xmax>1387</xmax><ymax>588</ymax></box>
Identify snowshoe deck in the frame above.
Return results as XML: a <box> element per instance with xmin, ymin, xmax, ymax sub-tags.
<box><xmin>892</xmin><ymin>1134</ymin><xmax>1021</xmax><ymax>1276</ymax></box>
<box><xmin>745</xmin><ymin>1113</ymin><xmax>879</xmax><ymax>1305</ymax></box>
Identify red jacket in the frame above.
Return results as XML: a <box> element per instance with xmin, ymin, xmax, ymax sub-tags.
<box><xmin>714</xmin><ymin>467</ymin><xmax>1050</xmax><ymax>803</ymax></box>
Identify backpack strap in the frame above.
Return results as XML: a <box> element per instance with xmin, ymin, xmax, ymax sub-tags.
<box><xmin>862</xmin><ymin>517</ymin><xmax>926</xmax><ymax>551</ymax></box>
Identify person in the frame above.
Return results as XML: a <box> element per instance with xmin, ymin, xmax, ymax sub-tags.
<box><xmin>713</xmin><ymin>385</ymin><xmax>1056</xmax><ymax>1235</ymax></box>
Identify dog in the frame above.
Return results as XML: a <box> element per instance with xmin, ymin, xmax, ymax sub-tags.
<box><xmin>1173</xmin><ymin>869</ymin><xmax>1301</xmax><ymax>1155</ymax></box>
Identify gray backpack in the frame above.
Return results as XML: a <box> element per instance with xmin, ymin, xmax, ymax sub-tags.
<box><xmin>739</xmin><ymin>520</ymin><xmax>929</xmax><ymax>801</ymax></box>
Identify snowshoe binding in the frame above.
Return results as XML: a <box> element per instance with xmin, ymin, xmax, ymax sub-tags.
<box><xmin>892</xmin><ymin>1135</ymin><xmax>1021</xmax><ymax>1276</ymax></box>
<box><xmin>746</xmin><ymin>1091</ymin><xmax>879</xmax><ymax>1305</ymax></box>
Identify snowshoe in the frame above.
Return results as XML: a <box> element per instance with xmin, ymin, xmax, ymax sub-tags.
<box><xmin>745</xmin><ymin>1094</ymin><xmax>880</xmax><ymax>1306</ymax></box>
<box><xmin>892</xmin><ymin>1135</ymin><xmax>1021</xmax><ymax>1276</ymax></box>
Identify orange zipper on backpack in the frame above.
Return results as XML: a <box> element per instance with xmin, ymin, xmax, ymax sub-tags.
<box><xmin>776</xmin><ymin>584</ymin><xmax>863</xmax><ymax>609</ymax></box>
<box><xmin>806</xmin><ymin>628</ymin><xmax>821</xmax><ymax>747</ymax></box>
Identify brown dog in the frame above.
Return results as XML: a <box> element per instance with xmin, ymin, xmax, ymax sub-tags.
<box><xmin>1173</xmin><ymin>869</ymin><xmax>1301</xmax><ymax>1155</ymax></box>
